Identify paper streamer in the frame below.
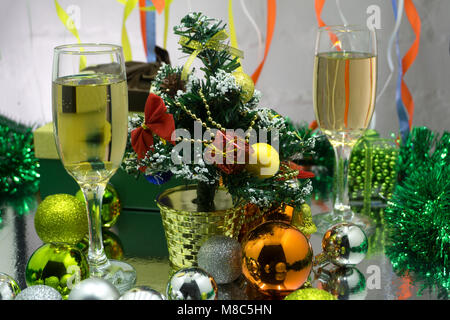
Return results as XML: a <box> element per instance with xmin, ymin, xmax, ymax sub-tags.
<box><xmin>54</xmin><ymin>0</ymin><xmax>86</xmax><ymax>69</ymax></box>
<box><xmin>119</xmin><ymin>0</ymin><xmax>139</xmax><ymax>61</ymax></box>
<box><xmin>251</xmin><ymin>0</ymin><xmax>276</xmax><ymax>84</ymax></box>
<box><xmin>239</xmin><ymin>0</ymin><xmax>264</xmax><ymax>63</ymax></box>
<box><xmin>391</xmin><ymin>0</ymin><xmax>409</xmax><ymax>141</ymax></box>
<box><xmin>138</xmin><ymin>0</ymin><xmax>157</xmax><ymax>62</ymax></box>
<box><xmin>400</xmin><ymin>0</ymin><xmax>421</xmax><ymax>137</ymax></box>
<box><xmin>163</xmin><ymin>0</ymin><xmax>174</xmax><ymax>49</ymax></box>
<box><xmin>228</xmin><ymin>0</ymin><xmax>242</xmax><ymax>71</ymax></box>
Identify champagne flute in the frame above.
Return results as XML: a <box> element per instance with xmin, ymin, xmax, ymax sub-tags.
<box><xmin>312</xmin><ymin>25</ymin><xmax>377</xmax><ymax>234</ymax></box>
<box><xmin>52</xmin><ymin>44</ymin><xmax>136</xmax><ymax>293</ymax></box>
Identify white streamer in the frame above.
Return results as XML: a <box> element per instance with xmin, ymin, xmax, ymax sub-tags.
<box><xmin>336</xmin><ymin>0</ymin><xmax>349</xmax><ymax>26</ymax></box>
<box><xmin>239</xmin><ymin>0</ymin><xmax>264</xmax><ymax>63</ymax></box>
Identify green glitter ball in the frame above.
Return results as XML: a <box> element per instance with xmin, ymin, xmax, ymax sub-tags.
<box><xmin>75</xmin><ymin>183</ymin><xmax>121</xmax><ymax>228</ymax></box>
<box><xmin>284</xmin><ymin>288</ymin><xmax>336</xmax><ymax>300</ymax></box>
<box><xmin>35</xmin><ymin>194</ymin><xmax>88</xmax><ymax>244</ymax></box>
<box><xmin>25</xmin><ymin>243</ymin><xmax>89</xmax><ymax>299</ymax></box>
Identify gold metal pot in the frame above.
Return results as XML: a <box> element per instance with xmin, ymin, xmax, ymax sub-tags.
<box><xmin>156</xmin><ymin>185</ymin><xmax>244</xmax><ymax>271</ymax></box>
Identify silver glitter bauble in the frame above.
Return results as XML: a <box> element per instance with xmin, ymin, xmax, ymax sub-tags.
<box><xmin>68</xmin><ymin>277</ymin><xmax>120</xmax><ymax>300</ymax></box>
<box><xmin>197</xmin><ymin>235</ymin><xmax>242</xmax><ymax>284</ymax></box>
<box><xmin>319</xmin><ymin>267</ymin><xmax>367</xmax><ymax>300</ymax></box>
<box><xmin>322</xmin><ymin>223</ymin><xmax>368</xmax><ymax>266</ymax></box>
<box><xmin>119</xmin><ymin>286</ymin><xmax>166</xmax><ymax>300</ymax></box>
<box><xmin>0</xmin><ymin>272</ymin><xmax>21</xmax><ymax>300</ymax></box>
<box><xmin>15</xmin><ymin>285</ymin><xmax>62</xmax><ymax>300</ymax></box>
<box><xmin>166</xmin><ymin>267</ymin><xmax>218</xmax><ymax>300</ymax></box>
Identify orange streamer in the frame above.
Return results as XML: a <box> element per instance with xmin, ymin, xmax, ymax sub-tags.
<box><xmin>150</xmin><ymin>0</ymin><xmax>165</xmax><ymax>14</ymax></box>
<box><xmin>314</xmin><ymin>0</ymin><xmax>340</xmax><ymax>49</ymax></box>
<box><xmin>139</xmin><ymin>0</ymin><xmax>147</xmax><ymax>53</ymax></box>
<box><xmin>315</xmin><ymin>0</ymin><xmax>326</xmax><ymax>27</ymax></box>
<box><xmin>251</xmin><ymin>0</ymin><xmax>276</xmax><ymax>84</ymax></box>
<box><xmin>401</xmin><ymin>0</ymin><xmax>421</xmax><ymax>129</ymax></box>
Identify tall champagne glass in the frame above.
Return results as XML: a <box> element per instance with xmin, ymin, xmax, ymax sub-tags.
<box><xmin>52</xmin><ymin>44</ymin><xmax>136</xmax><ymax>293</ymax></box>
<box><xmin>312</xmin><ymin>25</ymin><xmax>377</xmax><ymax>234</ymax></box>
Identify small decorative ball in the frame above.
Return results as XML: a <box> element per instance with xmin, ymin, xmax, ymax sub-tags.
<box><xmin>284</xmin><ymin>287</ymin><xmax>336</xmax><ymax>300</ymax></box>
<box><xmin>197</xmin><ymin>235</ymin><xmax>242</xmax><ymax>284</ymax></box>
<box><xmin>0</xmin><ymin>272</ymin><xmax>21</xmax><ymax>300</ymax></box>
<box><xmin>119</xmin><ymin>286</ymin><xmax>166</xmax><ymax>300</ymax></box>
<box><xmin>34</xmin><ymin>194</ymin><xmax>88</xmax><ymax>244</ymax></box>
<box><xmin>246</xmin><ymin>143</ymin><xmax>280</xmax><ymax>179</ymax></box>
<box><xmin>15</xmin><ymin>285</ymin><xmax>62</xmax><ymax>300</ymax></box>
<box><xmin>75</xmin><ymin>183</ymin><xmax>121</xmax><ymax>228</ymax></box>
<box><xmin>291</xmin><ymin>203</ymin><xmax>318</xmax><ymax>237</ymax></box>
<box><xmin>25</xmin><ymin>243</ymin><xmax>89</xmax><ymax>299</ymax></box>
<box><xmin>166</xmin><ymin>267</ymin><xmax>218</xmax><ymax>300</ymax></box>
<box><xmin>68</xmin><ymin>278</ymin><xmax>120</xmax><ymax>300</ymax></box>
<box><xmin>242</xmin><ymin>221</ymin><xmax>313</xmax><ymax>296</ymax></box>
<box><xmin>318</xmin><ymin>267</ymin><xmax>367</xmax><ymax>300</ymax></box>
<box><xmin>233</xmin><ymin>71</ymin><xmax>255</xmax><ymax>103</ymax></box>
<box><xmin>322</xmin><ymin>223</ymin><xmax>368</xmax><ymax>267</ymax></box>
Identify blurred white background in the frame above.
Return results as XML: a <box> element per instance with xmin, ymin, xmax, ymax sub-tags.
<box><xmin>0</xmin><ymin>0</ymin><xmax>448</xmax><ymax>136</ymax></box>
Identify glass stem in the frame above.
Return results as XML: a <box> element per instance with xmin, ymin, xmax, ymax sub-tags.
<box><xmin>80</xmin><ymin>182</ymin><xmax>109</xmax><ymax>275</ymax></box>
<box><xmin>333</xmin><ymin>143</ymin><xmax>353</xmax><ymax>221</ymax></box>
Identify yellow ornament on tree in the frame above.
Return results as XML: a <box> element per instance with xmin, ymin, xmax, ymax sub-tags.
<box><xmin>233</xmin><ymin>70</ymin><xmax>255</xmax><ymax>103</ymax></box>
<box><xmin>246</xmin><ymin>143</ymin><xmax>280</xmax><ymax>179</ymax></box>
<box><xmin>34</xmin><ymin>194</ymin><xmax>88</xmax><ymax>244</ymax></box>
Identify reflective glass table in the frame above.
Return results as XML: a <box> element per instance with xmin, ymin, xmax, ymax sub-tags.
<box><xmin>0</xmin><ymin>189</ymin><xmax>438</xmax><ymax>300</ymax></box>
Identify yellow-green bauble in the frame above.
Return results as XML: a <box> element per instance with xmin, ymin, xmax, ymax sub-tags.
<box><xmin>246</xmin><ymin>143</ymin><xmax>280</xmax><ymax>179</ymax></box>
<box><xmin>233</xmin><ymin>71</ymin><xmax>255</xmax><ymax>103</ymax></box>
<box><xmin>284</xmin><ymin>288</ymin><xmax>336</xmax><ymax>300</ymax></box>
<box><xmin>75</xmin><ymin>183</ymin><xmax>121</xmax><ymax>228</ymax></box>
<box><xmin>25</xmin><ymin>243</ymin><xmax>89</xmax><ymax>300</ymax></box>
<box><xmin>35</xmin><ymin>194</ymin><xmax>88</xmax><ymax>244</ymax></box>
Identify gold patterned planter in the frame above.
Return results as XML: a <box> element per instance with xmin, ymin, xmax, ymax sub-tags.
<box><xmin>156</xmin><ymin>185</ymin><xmax>244</xmax><ymax>271</ymax></box>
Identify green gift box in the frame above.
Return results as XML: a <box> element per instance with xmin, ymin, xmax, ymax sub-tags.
<box><xmin>33</xmin><ymin>121</ymin><xmax>183</xmax><ymax>258</ymax></box>
<box><xmin>348</xmin><ymin>130</ymin><xmax>399</xmax><ymax>224</ymax></box>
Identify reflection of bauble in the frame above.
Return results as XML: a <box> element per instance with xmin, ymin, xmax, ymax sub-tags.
<box><xmin>246</xmin><ymin>143</ymin><xmax>280</xmax><ymax>179</ymax></box>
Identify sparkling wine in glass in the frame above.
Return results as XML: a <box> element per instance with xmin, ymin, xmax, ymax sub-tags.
<box><xmin>52</xmin><ymin>44</ymin><xmax>136</xmax><ymax>293</ymax></box>
<box><xmin>312</xmin><ymin>25</ymin><xmax>377</xmax><ymax>234</ymax></box>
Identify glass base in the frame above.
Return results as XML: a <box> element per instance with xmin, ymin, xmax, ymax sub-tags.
<box><xmin>91</xmin><ymin>259</ymin><xmax>137</xmax><ymax>295</ymax></box>
<box><xmin>313</xmin><ymin>211</ymin><xmax>375</xmax><ymax>237</ymax></box>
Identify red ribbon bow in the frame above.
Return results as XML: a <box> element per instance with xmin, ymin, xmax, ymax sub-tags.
<box><xmin>131</xmin><ymin>93</ymin><xmax>175</xmax><ymax>160</ymax></box>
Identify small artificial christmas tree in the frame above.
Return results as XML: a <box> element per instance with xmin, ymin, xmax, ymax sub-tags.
<box><xmin>122</xmin><ymin>12</ymin><xmax>316</xmax><ymax>214</ymax></box>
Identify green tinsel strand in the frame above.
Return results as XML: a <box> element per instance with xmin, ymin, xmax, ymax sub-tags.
<box><xmin>385</xmin><ymin>127</ymin><xmax>450</xmax><ymax>299</ymax></box>
<box><xmin>0</xmin><ymin>116</ymin><xmax>40</xmax><ymax>211</ymax></box>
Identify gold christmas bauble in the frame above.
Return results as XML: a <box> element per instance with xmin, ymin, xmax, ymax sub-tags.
<box><xmin>233</xmin><ymin>71</ymin><xmax>255</xmax><ymax>103</ymax></box>
<box><xmin>246</xmin><ymin>143</ymin><xmax>280</xmax><ymax>179</ymax></box>
<box><xmin>34</xmin><ymin>194</ymin><xmax>88</xmax><ymax>244</ymax></box>
<box><xmin>242</xmin><ymin>221</ymin><xmax>313</xmax><ymax>297</ymax></box>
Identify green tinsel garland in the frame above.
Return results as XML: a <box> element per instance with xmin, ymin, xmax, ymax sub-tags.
<box><xmin>0</xmin><ymin>116</ymin><xmax>40</xmax><ymax>212</ymax></box>
<box><xmin>385</xmin><ymin>127</ymin><xmax>450</xmax><ymax>299</ymax></box>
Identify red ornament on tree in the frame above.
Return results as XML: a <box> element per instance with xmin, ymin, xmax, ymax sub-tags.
<box><xmin>204</xmin><ymin>131</ymin><xmax>253</xmax><ymax>175</ymax></box>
